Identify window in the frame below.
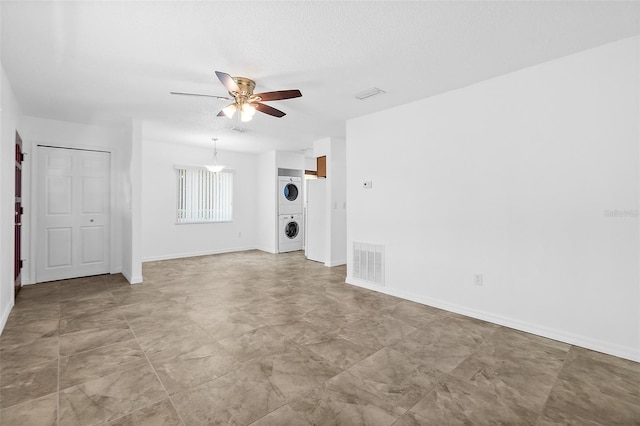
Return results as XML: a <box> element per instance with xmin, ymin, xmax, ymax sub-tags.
<box><xmin>176</xmin><ymin>167</ymin><xmax>233</xmax><ymax>223</ymax></box>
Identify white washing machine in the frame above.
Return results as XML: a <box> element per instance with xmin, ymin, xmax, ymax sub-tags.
<box><xmin>279</xmin><ymin>214</ymin><xmax>303</xmax><ymax>253</ymax></box>
<box><xmin>278</xmin><ymin>176</ymin><xmax>303</xmax><ymax>214</ymax></box>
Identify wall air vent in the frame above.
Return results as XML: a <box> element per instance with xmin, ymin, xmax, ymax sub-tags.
<box><xmin>353</xmin><ymin>242</ymin><xmax>385</xmax><ymax>286</ymax></box>
<box><xmin>354</xmin><ymin>87</ymin><xmax>386</xmax><ymax>100</ymax></box>
<box><xmin>230</xmin><ymin>126</ymin><xmax>248</xmax><ymax>133</ymax></box>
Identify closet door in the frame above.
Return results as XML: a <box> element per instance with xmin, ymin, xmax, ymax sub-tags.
<box><xmin>37</xmin><ymin>146</ymin><xmax>110</xmax><ymax>282</ymax></box>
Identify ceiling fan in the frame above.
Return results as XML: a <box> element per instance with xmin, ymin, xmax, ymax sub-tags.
<box><xmin>171</xmin><ymin>71</ymin><xmax>302</xmax><ymax>122</ymax></box>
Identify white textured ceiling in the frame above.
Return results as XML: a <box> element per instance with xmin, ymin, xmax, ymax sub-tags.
<box><xmin>2</xmin><ymin>1</ymin><xmax>639</xmax><ymax>153</ymax></box>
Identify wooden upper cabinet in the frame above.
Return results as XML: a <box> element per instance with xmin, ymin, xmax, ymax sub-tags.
<box><xmin>317</xmin><ymin>156</ymin><xmax>327</xmax><ymax>178</ymax></box>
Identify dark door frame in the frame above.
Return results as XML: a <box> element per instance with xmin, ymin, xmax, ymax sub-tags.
<box><xmin>15</xmin><ymin>131</ymin><xmax>23</xmax><ymax>298</ymax></box>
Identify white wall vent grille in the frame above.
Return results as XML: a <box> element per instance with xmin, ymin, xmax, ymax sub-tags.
<box><xmin>353</xmin><ymin>242</ymin><xmax>384</xmax><ymax>286</ymax></box>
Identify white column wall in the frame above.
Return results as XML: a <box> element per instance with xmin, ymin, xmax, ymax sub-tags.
<box><xmin>121</xmin><ymin>119</ymin><xmax>143</xmax><ymax>283</ymax></box>
<box><xmin>257</xmin><ymin>151</ymin><xmax>277</xmax><ymax>253</ymax></box>
<box><xmin>313</xmin><ymin>137</ymin><xmax>347</xmax><ymax>266</ymax></box>
<box><xmin>329</xmin><ymin>138</ymin><xmax>347</xmax><ymax>266</ymax></box>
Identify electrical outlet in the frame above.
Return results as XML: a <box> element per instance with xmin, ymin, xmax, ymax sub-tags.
<box><xmin>363</xmin><ymin>181</ymin><xmax>373</xmax><ymax>189</ymax></box>
<box><xmin>238</xmin><ymin>232</ymin><xmax>242</xmax><ymax>238</ymax></box>
<box><xmin>474</xmin><ymin>274</ymin><xmax>483</xmax><ymax>286</ymax></box>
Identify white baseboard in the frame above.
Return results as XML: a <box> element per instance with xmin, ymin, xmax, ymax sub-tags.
<box><xmin>325</xmin><ymin>259</ymin><xmax>347</xmax><ymax>267</ymax></box>
<box><xmin>121</xmin><ymin>270</ymin><xmax>143</xmax><ymax>285</ymax></box>
<box><xmin>256</xmin><ymin>246</ymin><xmax>278</xmax><ymax>254</ymax></box>
<box><xmin>142</xmin><ymin>246</ymin><xmax>258</xmax><ymax>263</ymax></box>
<box><xmin>0</xmin><ymin>300</ymin><xmax>15</xmax><ymax>335</ymax></box>
<box><xmin>345</xmin><ymin>277</ymin><xmax>640</xmax><ymax>363</ymax></box>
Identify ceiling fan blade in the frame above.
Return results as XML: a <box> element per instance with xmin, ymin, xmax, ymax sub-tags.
<box><xmin>217</xmin><ymin>110</ymin><xmax>226</xmax><ymax>117</ymax></box>
<box><xmin>253</xmin><ymin>90</ymin><xmax>302</xmax><ymax>102</ymax></box>
<box><xmin>170</xmin><ymin>91</ymin><xmax>229</xmax><ymax>100</ymax></box>
<box><xmin>215</xmin><ymin>71</ymin><xmax>240</xmax><ymax>93</ymax></box>
<box><xmin>255</xmin><ymin>102</ymin><xmax>286</xmax><ymax>118</ymax></box>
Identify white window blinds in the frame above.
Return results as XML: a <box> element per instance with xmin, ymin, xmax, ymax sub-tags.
<box><xmin>176</xmin><ymin>167</ymin><xmax>233</xmax><ymax>223</ymax></box>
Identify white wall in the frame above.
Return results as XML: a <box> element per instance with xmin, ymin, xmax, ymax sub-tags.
<box><xmin>305</xmin><ymin>156</ymin><xmax>317</xmax><ymax>172</ymax></box>
<box><xmin>0</xmin><ymin>64</ymin><xmax>22</xmax><ymax>332</ymax></box>
<box><xmin>19</xmin><ymin>116</ymin><xmax>132</xmax><ymax>283</ymax></box>
<box><xmin>313</xmin><ymin>137</ymin><xmax>347</xmax><ymax>266</ymax></box>
<box><xmin>314</xmin><ymin>138</ymin><xmax>332</xmax><ymax>264</ymax></box>
<box><xmin>276</xmin><ymin>151</ymin><xmax>305</xmax><ymax>171</ymax></box>
<box><xmin>121</xmin><ymin>120</ymin><xmax>143</xmax><ymax>283</ymax></box>
<box><xmin>347</xmin><ymin>36</ymin><xmax>640</xmax><ymax>361</ymax></box>
<box><xmin>257</xmin><ymin>151</ymin><xmax>277</xmax><ymax>253</ymax></box>
<box><xmin>141</xmin><ymin>139</ymin><xmax>259</xmax><ymax>261</ymax></box>
<box><xmin>329</xmin><ymin>139</ymin><xmax>347</xmax><ymax>266</ymax></box>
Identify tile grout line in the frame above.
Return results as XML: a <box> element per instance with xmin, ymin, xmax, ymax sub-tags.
<box><xmin>535</xmin><ymin>344</ymin><xmax>575</xmax><ymax>423</ymax></box>
<box><xmin>57</xmin><ymin>278</ymin><xmax>107</xmax><ymax>425</ymax></box>
<box><xmin>58</xmin><ymin>335</ymin><xmax>139</xmax><ymax>359</ymax></box>
<box><xmin>117</xmin><ymin>303</ymin><xmax>187</xmax><ymax>426</ymax></box>
<box><xmin>402</xmin><ymin>370</ymin><xmax>452</xmax><ymax>419</ymax></box>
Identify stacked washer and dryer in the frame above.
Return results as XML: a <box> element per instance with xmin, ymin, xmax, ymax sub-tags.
<box><xmin>278</xmin><ymin>176</ymin><xmax>304</xmax><ymax>252</ymax></box>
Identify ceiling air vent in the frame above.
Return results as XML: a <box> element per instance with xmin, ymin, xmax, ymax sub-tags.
<box><xmin>353</xmin><ymin>242</ymin><xmax>384</xmax><ymax>286</ymax></box>
<box><xmin>354</xmin><ymin>87</ymin><xmax>386</xmax><ymax>100</ymax></box>
<box><xmin>230</xmin><ymin>126</ymin><xmax>248</xmax><ymax>133</ymax></box>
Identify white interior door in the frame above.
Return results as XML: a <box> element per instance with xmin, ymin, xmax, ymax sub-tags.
<box><xmin>37</xmin><ymin>146</ymin><xmax>110</xmax><ymax>282</ymax></box>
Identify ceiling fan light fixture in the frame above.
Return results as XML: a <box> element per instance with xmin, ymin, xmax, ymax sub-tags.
<box><xmin>242</xmin><ymin>103</ymin><xmax>256</xmax><ymax>115</ymax></box>
<box><xmin>240</xmin><ymin>103</ymin><xmax>256</xmax><ymax>122</ymax></box>
<box><xmin>222</xmin><ymin>104</ymin><xmax>237</xmax><ymax>118</ymax></box>
<box><xmin>173</xmin><ymin>71</ymin><xmax>301</xmax><ymax>121</ymax></box>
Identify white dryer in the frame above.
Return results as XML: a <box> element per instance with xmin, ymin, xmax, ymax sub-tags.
<box><xmin>279</xmin><ymin>214</ymin><xmax>303</xmax><ymax>253</ymax></box>
<box><xmin>279</xmin><ymin>176</ymin><xmax>303</xmax><ymax>214</ymax></box>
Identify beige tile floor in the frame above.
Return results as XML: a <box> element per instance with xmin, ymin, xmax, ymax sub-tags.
<box><xmin>1</xmin><ymin>250</ymin><xmax>639</xmax><ymax>425</ymax></box>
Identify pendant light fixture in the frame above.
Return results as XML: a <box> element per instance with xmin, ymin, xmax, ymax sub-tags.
<box><xmin>205</xmin><ymin>138</ymin><xmax>226</xmax><ymax>173</ymax></box>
